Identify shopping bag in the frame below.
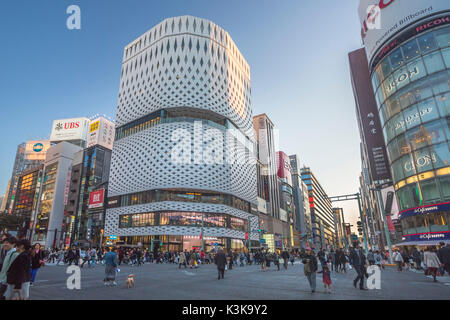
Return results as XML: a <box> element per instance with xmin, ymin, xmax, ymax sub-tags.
<box><xmin>347</xmin><ymin>263</ymin><xmax>352</xmax><ymax>270</ymax></box>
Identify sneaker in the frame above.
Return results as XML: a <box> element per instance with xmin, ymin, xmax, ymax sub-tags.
<box><xmin>112</xmin><ymin>282</ymin><xmax>117</xmax><ymax>286</ymax></box>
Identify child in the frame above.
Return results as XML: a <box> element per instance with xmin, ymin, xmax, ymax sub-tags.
<box><xmin>318</xmin><ymin>265</ymin><xmax>332</xmax><ymax>293</ymax></box>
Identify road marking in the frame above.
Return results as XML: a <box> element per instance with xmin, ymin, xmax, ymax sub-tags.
<box><xmin>183</xmin><ymin>270</ymin><xmax>195</xmax><ymax>276</ymax></box>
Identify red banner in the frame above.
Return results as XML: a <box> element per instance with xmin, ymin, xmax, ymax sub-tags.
<box><xmin>88</xmin><ymin>189</ymin><xmax>105</xmax><ymax>209</ymax></box>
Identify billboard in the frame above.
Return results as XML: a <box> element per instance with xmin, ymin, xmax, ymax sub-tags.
<box><xmin>359</xmin><ymin>0</ymin><xmax>450</xmax><ymax>63</ymax></box>
<box><xmin>350</xmin><ymin>48</ymin><xmax>391</xmax><ymax>183</ymax></box>
<box><xmin>50</xmin><ymin>117</ymin><xmax>90</xmax><ymax>142</ymax></box>
<box><xmin>88</xmin><ymin>189</ymin><xmax>105</xmax><ymax>209</ymax></box>
<box><xmin>87</xmin><ymin>117</ymin><xmax>115</xmax><ymax>150</ymax></box>
<box><xmin>25</xmin><ymin>140</ymin><xmax>51</xmax><ymax>161</ymax></box>
<box><xmin>381</xmin><ymin>185</ymin><xmax>399</xmax><ymax>224</ymax></box>
<box><xmin>276</xmin><ymin>151</ymin><xmax>293</xmax><ymax>186</ymax></box>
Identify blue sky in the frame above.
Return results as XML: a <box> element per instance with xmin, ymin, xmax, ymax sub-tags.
<box><xmin>0</xmin><ymin>0</ymin><xmax>364</xmax><ymax>228</ymax></box>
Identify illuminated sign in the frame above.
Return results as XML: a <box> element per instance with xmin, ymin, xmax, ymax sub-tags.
<box><xmin>88</xmin><ymin>189</ymin><xmax>105</xmax><ymax>209</ymax></box>
<box><xmin>50</xmin><ymin>117</ymin><xmax>90</xmax><ymax>142</ymax></box>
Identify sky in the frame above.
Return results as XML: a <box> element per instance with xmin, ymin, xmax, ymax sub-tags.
<box><xmin>0</xmin><ymin>0</ymin><xmax>365</xmax><ymax>231</ymax></box>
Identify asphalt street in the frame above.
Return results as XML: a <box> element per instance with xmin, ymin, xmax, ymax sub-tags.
<box><xmin>29</xmin><ymin>261</ymin><xmax>450</xmax><ymax>300</ymax></box>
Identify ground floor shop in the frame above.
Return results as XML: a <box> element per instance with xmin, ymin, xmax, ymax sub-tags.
<box><xmin>111</xmin><ymin>235</ymin><xmax>259</xmax><ymax>253</ymax></box>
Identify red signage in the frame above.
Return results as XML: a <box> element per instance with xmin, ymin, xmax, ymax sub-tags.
<box><xmin>88</xmin><ymin>189</ymin><xmax>105</xmax><ymax>209</ymax></box>
<box><xmin>245</xmin><ymin>232</ymin><xmax>248</xmax><ymax>240</ymax></box>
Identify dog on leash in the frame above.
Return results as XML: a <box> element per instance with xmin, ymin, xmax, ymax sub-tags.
<box><xmin>126</xmin><ymin>274</ymin><xmax>135</xmax><ymax>288</ymax></box>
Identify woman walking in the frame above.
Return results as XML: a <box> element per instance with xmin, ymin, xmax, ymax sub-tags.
<box><xmin>392</xmin><ymin>249</ymin><xmax>404</xmax><ymax>272</ymax></box>
<box><xmin>423</xmin><ymin>246</ymin><xmax>442</xmax><ymax>282</ymax></box>
<box><xmin>318</xmin><ymin>264</ymin><xmax>332</xmax><ymax>294</ymax></box>
<box><xmin>30</xmin><ymin>243</ymin><xmax>45</xmax><ymax>286</ymax></box>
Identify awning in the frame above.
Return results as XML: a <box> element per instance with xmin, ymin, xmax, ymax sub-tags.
<box><xmin>393</xmin><ymin>239</ymin><xmax>450</xmax><ymax>247</ymax></box>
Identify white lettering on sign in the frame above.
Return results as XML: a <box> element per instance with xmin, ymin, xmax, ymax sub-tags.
<box><xmin>385</xmin><ymin>65</ymin><xmax>420</xmax><ymax>94</ymax></box>
<box><xmin>394</xmin><ymin>107</ymin><xmax>433</xmax><ymax>131</ymax></box>
<box><xmin>404</xmin><ymin>153</ymin><xmax>437</xmax><ymax>172</ymax></box>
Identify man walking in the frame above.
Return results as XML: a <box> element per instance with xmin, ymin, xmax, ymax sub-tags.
<box><xmin>281</xmin><ymin>250</ymin><xmax>289</xmax><ymax>270</ymax></box>
<box><xmin>0</xmin><ymin>237</ymin><xmax>18</xmax><ymax>299</ymax></box>
<box><xmin>302</xmin><ymin>249</ymin><xmax>318</xmax><ymax>293</ymax></box>
<box><xmin>349</xmin><ymin>242</ymin><xmax>368</xmax><ymax>290</ymax></box>
<box><xmin>437</xmin><ymin>242</ymin><xmax>450</xmax><ymax>276</ymax></box>
<box><xmin>214</xmin><ymin>248</ymin><xmax>227</xmax><ymax>280</ymax></box>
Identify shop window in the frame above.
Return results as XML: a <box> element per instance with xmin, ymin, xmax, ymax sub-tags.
<box><xmin>413</xmin><ymin>147</ymin><xmax>434</xmax><ymax>173</ymax></box>
<box><xmin>442</xmin><ymin>48</ymin><xmax>450</xmax><ymax>69</ymax></box>
<box><xmin>403</xmin><ymin>104</ymin><xmax>420</xmax><ymax>130</ymax></box>
<box><xmin>430</xmin><ymin>71</ymin><xmax>450</xmax><ymax>96</ymax></box>
<box><xmin>380</xmin><ymin>57</ymin><xmax>392</xmax><ymax>79</ymax></box>
<box><xmin>428</xmin><ymin>211</ymin><xmax>449</xmax><ymax>232</ymax></box>
<box><xmin>414</xmin><ymin>215</ymin><xmax>429</xmax><ymax>234</ymax></box>
<box><xmin>418</xmin><ymin>98</ymin><xmax>439</xmax><ymax>124</ymax></box>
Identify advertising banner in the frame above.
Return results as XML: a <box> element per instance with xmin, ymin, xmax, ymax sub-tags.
<box><xmin>87</xmin><ymin>117</ymin><xmax>115</xmax><ymax>150</ymax></box>
<box><xmin>88</xmin><ymin>189</ymin><xmax>105</xmax><ymax>209</ymax></box>
<box><xmin>380</xmin><ymin>185</ymin><xmax>399</xmax><ymax>224</ymax></box>
<box><xmin>358</xmin><ymin>0</ymin><xmax>450</xmax><ymax>63</ymax></box>
<box><xmin>50</xmin><ymin>117</ymin><xmax>90</xmax><ymax>142</ymax></box>
<box><xmin>276</xmin><ymin>151</ymin><xmax>293</xmax><ymax>186</ymax></box>
<box><xmin>350</xmin><ymin>48</ymin><xmax>391</xmax><ymax>183</ymax></box>
<box><xmin>24</xmin><ymin>140</ymin><xmax>51</xmax><ymax>161</ymax></box>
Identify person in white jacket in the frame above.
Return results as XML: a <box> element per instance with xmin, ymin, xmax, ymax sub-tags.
<box><xmin>423</xmin><ymin>246</ymin><xmax>442</xmax><ymax>282</ymax></box>
<box><xmin>392</xmin><ymin>249</ymin><xmax>404</xmax><ymax>272</ymax></box>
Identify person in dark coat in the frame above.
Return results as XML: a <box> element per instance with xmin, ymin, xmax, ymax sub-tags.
<box><xmin>349</xmin><ymin>242</ymin><xmax>367</xmax><ymax>290</ymax></box>
<box><xmin>437</xmin><ymin>242</ymin><xmax>450</xmax><ymax>276</ymax></box>
<box><xmin>30</xmin><ymin>243</ymin><xmax>45</xmax><ymax>286</ymax></box>
<box><xmin>5</xmin><ymin>239</ymin><xmax>32</xmax><ymax>300</ymax></box>
<box><xmin>214</xmin><ymin>248</ymin><xmax>227</xmax><ymax>280</ymax></box>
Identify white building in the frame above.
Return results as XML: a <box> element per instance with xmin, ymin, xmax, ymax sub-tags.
<box><xmin>105</xmin><ymin>16</ymin><xmax>258</xmax><ymax>251</ymax></box>
<box><xmin>31</xmin><ymin>142</ymin><xmax>83</xmax><ymax>248</ymax></box>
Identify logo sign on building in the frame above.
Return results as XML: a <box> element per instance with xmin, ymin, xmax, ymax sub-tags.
<box><xmin>358</xmin><ymin>0</ymin><xmax>449</xmax><ymax>63</ymax></box>
<box><xmin>50</xmin><ymin>117</ymin><xmax>90</xmax><ymax>142</ymax></box>
<box><xmin>350</xmin><ymin>48</ymin><xmax>392</xmax><ymax>184</ymax></box>
<box><xmin>25</xmin><ymin>140</ymin><xmax>51</xmax><ymax>161</ymax></box>
<box><xmin>87</xmin><ymin>117</ymin><xmax>115</xmax><ymax>150</ymax></box>
<box><xmin>88</xmin><ymin>189</ymin><xmax>105</xmax><ymax>209</ymax></box>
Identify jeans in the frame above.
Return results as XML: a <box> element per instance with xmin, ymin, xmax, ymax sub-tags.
<box><xmin>4</xmin><ymin>282</ymin><xmax>30</xmax><ymax>300</ymax></box>
<box><xmin>30</xmin><ymin>268</ymin><xmax>39</xmax><ymax>283</ymax></box>
<box><xmin>306</xmin><ymin>272</ymin><xmax>316</xmax><ymax>291</ymax></box>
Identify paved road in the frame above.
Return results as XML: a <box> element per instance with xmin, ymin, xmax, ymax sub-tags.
<box><xmin>29</xmin><ymin>262</ymin><xmax>450</xmax><ymax>300</ymax></box>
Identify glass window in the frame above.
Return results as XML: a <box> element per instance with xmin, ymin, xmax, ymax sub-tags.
<box><xmin>393</xmin><ymin>66</ymin><xmax>410</xmax><ymax>90</ymax></box>
<box><xmin>423</xmin><ymin>51</ymin><xmax>445</xmax><ymax>74</ymax></box>
<box><xmin>380</xmin><ymin>103</ymin><xmax>389</xmax><ymax>127</ymax></box>
<box><xmin>389</xmin><ymin>47</ymin><xmax>404</xmax><ymax>70</ymax></box>
<box><xmin>392</xmin><ymin>158</ymin><xmax>406</xmax><ymax>182</ymax></box>
<box><xmin>430</xmin><ymin>71</ymin><xmax>450</xmax><ymax>96</ymax></box>
<box><xmin>402</xmin><ymin>217</ymin><xmax>416</xmax><ymax>235</ymax></box>
<box><xmin>401</xmin><ymin>153</ymin><xmax>416</xmax><ymax>178</ymax></box>
<box><xmin>436</xmin><ymin>93</ymin><xmax>450</xmax><ymax>117</ymax></box>
<box><xmin>443</xmin><ymin>117</ymin><xmax>450</xmax><ymax>140</ymax></box>
<box><xmin>402</xmin><ymin>39</ymin><xmax>421</xmax><ymax>61</ymax></box>
<box><xmin>372</xmin><ymin>71</ymin><xmax>380</xmax><ymax>91</ymax></box>
<box><xmin>428</xmin><ymin>211</ymin><xmax>448</xmax><ymax>232</ymax></box>
<box><xmin>430</xmin><ymin>142</ymin><xmax>450</xmax><ymax>170</ymax></box>
<box><xmin>388</xmin><ymin>112</ymin><xmax>406</xmax><ymax>140</ymax></box>
<box><xmin>439</xmin><ymin>176</ymin><xmax>450</xmax><ymax>201</ymax></box>
<box><xmin>417</xmin><ymin>32</ymin><xmax>438</xmax><ymax>53</ymax></box>
<box><xmin>410</xmin><ymin>77</ymin><xmax>434</xmax><ymax>103</ymax></box>
<box><xmin>420</xmin><ymin>178</ymin><xmax>440</xmax><ymax>205</ymax></box>
<box><xmin>406</xmin><ymin>57</ymin><xmax>426</xmax><ymax>83</ymax></box>
<box><xmin>442</xmin><ymin>47</ymin><xmax>450</xmax><ymax>69</ymax></box>
<box><xmin>403</xmin><ymin>104</ymin><xmax>421</xmax><ymax>129</ymax></box>
<box><xmin>414</xmin><ymin>147</ymin><xmax>434</xmax><ymax>173</ymax></box>
<box><xmin>415</xmin><ymin>214</ymin><xmax>429</xmax><ymax>234</ymax></box>
<box><xmin>381</xmin><ymin>57</ymin><xmax>392</xmax><ymax>79</ymax></box>
<box><xmin>418</xmin><ymin>98</ymin><xmax>439</xmax><ymax>124</ymax></box>
<box><xmin>423</xmin><ymin>120</ymin><xmax>446</xmax><ymax>145</ymax></box>
<box><xmin>435</xmin><ymin>27</ymin><xmax>450</xmax><ymax>48</ymax></box>
<box><xmin>385</xmin><ymin>96</ymin><xmax>401</xmax><ymax>118</ymax></box>
<box><xmin>387</xmin><ymin>139</ymin><xmax>400</xmax><ymax>163</ymax></box>
<box><xmin>406</xmin><ymin>125</ymin><xmax>430</xmax><ymax>150</ymax></box>
<box><xmin>397</xmin><ymin>133</ymin><xmax>411</xmax><ymax>158</ymax></box>
<box><xmin>383</xmin><ymin>74</ymin><xmax>396</xmax><ymax>99</ymax></box>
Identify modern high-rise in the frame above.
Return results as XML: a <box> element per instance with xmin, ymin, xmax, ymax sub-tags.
<box><xmin>4</xmin><ymin>141</ymin><xmax>50</xmax><ymax>214</ymax></box>
<box><xmin>300</xmin><ymin>167</ymin><xmax>335</xmax><ymax>249</ymax></box>
<box><xmin>358</xmin><ymin>0</ymin><xmax>450</xmax><ymax>245</ymax></box>
<box><xmin>105</xmin><ymin>16</ymin><xmax>258</xmax><ymax>252</ymax></box>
